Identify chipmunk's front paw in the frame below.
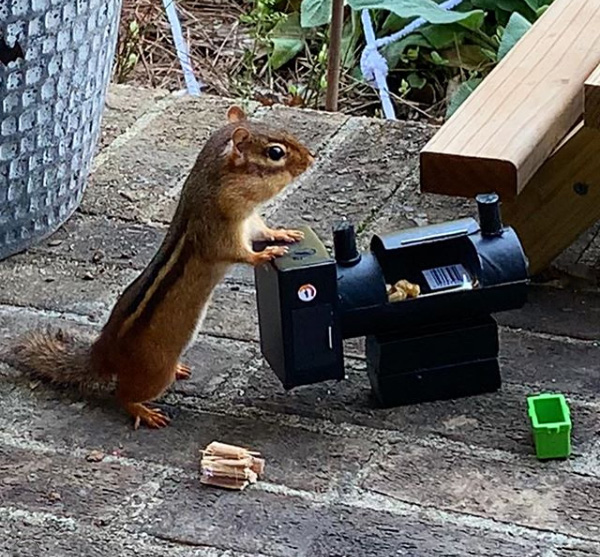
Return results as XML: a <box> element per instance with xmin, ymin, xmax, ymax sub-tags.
<box><xmin>175</xmin><ymin>363</ymin><xmax>192</xmax><ymax>380</ymax></box>
<box><xmin>269</xmin><ymin>228</ymin><xmax>304</xmax><ymax>243</ymax></box>
<box><xmin>251</xmin><ymin>245</ymin><xmax>289</xmax><ymax>265</ymax></box>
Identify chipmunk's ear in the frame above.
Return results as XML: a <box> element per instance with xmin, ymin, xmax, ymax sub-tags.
<box><xmin>227</xmin><ymin>106</ymin><xmax>247</xmax><ymax>123</ymax></box>
<box><xmin>228</xmin><ymin>127</ymin><xmax>251</xmax><ymax>165</ymax></box>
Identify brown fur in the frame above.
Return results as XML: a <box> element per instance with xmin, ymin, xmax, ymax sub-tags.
<box><xmin>7</xmin><ymin>327</ymin><xmax>113</xmax><ymax>393</ymax></box>
<box><xmin>9</xmin><ymin>106</ymin><xmax>314</xmax><ymax>429</ymax></box>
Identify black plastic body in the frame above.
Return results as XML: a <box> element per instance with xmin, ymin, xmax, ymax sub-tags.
<box><xmin>253</xmin><ymin>204</ymin><xmax>529</xmax><ymax>406</ymax></box>
<box><xmin>254</xmin><ymin>227</ymin><xmax>344</xmax><ymax>389</ymax></box>
<box><xmin>339</xmin><ymin>217</ymin><xmax>528</xmax><ymax>338</ymax></box>
<box><xmin>366</xmin><ymin>316</ymin><xmax>500</xmax><ymax>407</ymax></box>
<box><xmin>333</xmin><ymin>220</ymin><xmax>361</xmax><ymax>266</ymax></box>
<box><xmin>476</xmin><ymin>193</ymin><xmax>503</xmax><ymax>236</ymax></box>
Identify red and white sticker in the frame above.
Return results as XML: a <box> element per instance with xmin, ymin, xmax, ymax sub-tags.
<box><xmin>298</xmin><ymin>283</ymin><xmax>317</xmax><ymax>302</ymax></box>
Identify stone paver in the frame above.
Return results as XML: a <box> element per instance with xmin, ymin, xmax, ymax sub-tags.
<box><xmin>83</xmin><ymin>95</ymin><xmax>248</xmax><ymax>224</ymax></box>
<box><xmin>146</xmin><ymin>479</ymin><xmax>570</xmax><ymax>557</ymax></box>
<box><xmin>0</xmin><ymin>84</ymin><xmax>599</xmax><ymax>556</ymax></box>
<box><xmin>99</xmin><ymin>85</ymin><xmax>172</xmax><ymax>150</ymax></box>
<box><xmin>362</xmin><ymin>442</ymin><xmax>600</xmax><ymax>540</ymax></box>
<box><xmin>0</xmin><ymin>508</ymin><xmax>253</xmax><ymax>557</ymax></box>
<box><xmin>0</xmin><ymin>445</ymin><xmax>156</xmax><ymax>526</ymax></box>
<box><xmin>269</xmin><ymin>118</ymin><xmax>438</xmax><ymax>242</ymax></box>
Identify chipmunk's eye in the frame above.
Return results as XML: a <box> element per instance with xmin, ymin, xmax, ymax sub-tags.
<box><xmin>267</xmin><ymin>145</ymin><xmax>286</xmax><ymax>161</ymax></box>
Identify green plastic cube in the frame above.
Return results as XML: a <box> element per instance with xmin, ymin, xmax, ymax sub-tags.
<box><xmin>527</xmin><ymin>393</ymin><xmax>571</xmax><ymax>460</ymax></box>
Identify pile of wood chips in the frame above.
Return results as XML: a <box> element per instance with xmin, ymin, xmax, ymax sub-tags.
<box><xmin>200</xmin><ymin>441</ymin><xmax>265</xmax><ymax>491</ymax></box>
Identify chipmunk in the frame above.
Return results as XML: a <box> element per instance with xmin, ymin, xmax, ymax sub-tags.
<box><xmin>8</xmin><ymin>105</ymin><xmax>314</xmax><ymax>429</ymax></box>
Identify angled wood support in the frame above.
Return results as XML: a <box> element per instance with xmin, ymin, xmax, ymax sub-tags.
<box><xmin>420</xmin><ymin>0</ymin><xmax>600</xmax><ymax>200</ymax></box>
<box><xmin>585</xmin><ymin>64</ymin><xmax>600</xmax><ymax>130</ymax></box>
<box><xmin>417</xmin><ymin>0</ymin><xmax>600</xmax><ymax>274</ymax></box>
<box><xmin>502</xmin><ymin>124</ymin><xmax>600</xmax><ymax>275</ymax></box>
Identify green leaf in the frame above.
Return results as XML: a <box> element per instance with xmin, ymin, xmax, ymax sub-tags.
<box><xmin>340</xmin><ymin>12</ymin><xmax>361</xmax><ymax>69</ymax></box>
<box><xmin>300</xmin><ymin>0</ymin><xmax>332</xmax><ymax>27</ymax></box>
<box><xmin>430</xmin><ymin>50</ymin><xmax>446</xmax><ymax>65</ymax></box>
<box><xmin>271</xmin><ymin>12</ymin><xmax>307</xmax><ymax>38</ymax></box>
<box><xmin>457</xmin><ymin>12</ymin><xmax>485</xmax><ymax>30</ymax></box>
<box><xmin>497</xmin><ymin>0</ymin><xmax>536</xmax><ymax>19</ymax></box>
<box><xmin>270</xmin><ymin>38</ymin><xmax>305</xmax><ymax>68</ymax></box>
<box><xmin>535</xmin><ymin>5</ymin><xmax>549</xmax><ymax>17</ymax></box>
<box><xmin>346</xmin><ymin>0</ymin><xmax>484</xmax><ymax>26</ymax></box>
<box><xmin>470</xmin><ymin>0</ymin><xmax>497</xmax><ymax>9</ymax></box>
<box><xmin>407</xmin><ymin>72</ymin><xmax>427</xmax><ymax>89</ymax></box>
<box><xmin>497</xmin><ymin>11</ymin><xmax>531</xmax><ymax>60</ymax></box>
<box><xmin>440</xmin><ymin>44</ymin><xmax>491</xmax><ymax>70</ymax></box>
<box><xmin>381</xmin><ymin>13</ymin><xmax>411</xmax><ymax>34</ymax></box>
<box><xmin>420</xmin><ymin>24</ymin><xmax>465</xmax><ymax>49</ymax></box>
<box><xmin>405</xmin><ymin>46</ymin><xmax>420</xmax><ymax>60</ymax></box>
<box><xmin>481</xmin><ymin>47</ymin><xmax>497</xmax><ymax>63</ymax></box>
<box><xmin>446</xmin><ymin>76</ymin><xmax>482</xmax><ymax>118</ymax></box>
<box><xmin>383</xmin><ymin>34</ymin><xmax>430</xmax><ymax>67</ymax></box>
<box><xmin>270</xmin><ymin>13</ymin><xmax>307</xmax><ymax>69</ymax></box>
<box><xmin>382</xmin><ymin>11</ymin><xmax>483</xmax><ymax>35</ymax></box>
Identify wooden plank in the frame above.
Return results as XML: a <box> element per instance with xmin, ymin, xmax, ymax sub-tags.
<box><xmin>420</xmin><ymin>0</ymin><xmax>600</xmax><ymax>200</ymax></box>
<box><xmin>585</xmin><ymin>63</ymin><xmax>600</xmax><ymax>130</ymax></box>
<box><xmin>502</xmin><ymin>124</ymin><xmax>600</xmax><ymax>275</ymax></box>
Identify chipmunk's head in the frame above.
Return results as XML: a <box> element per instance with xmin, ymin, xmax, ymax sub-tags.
<box><xmin>215</xmin><ymin>105</ymin><xmax>315</xmax><ymax>217</ymax></box>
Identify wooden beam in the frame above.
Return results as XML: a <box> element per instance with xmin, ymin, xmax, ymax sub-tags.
<box><xmin>420</xmin><ymin>0</ymin><xmax>600</xmax><ymax>200</ymax></box>
<box><xmin>584</xmin><ymin>64</ymin><xmax>600</xmax><ymax>130</ymax></box>
<box><xmin>502</xmin><ymin>124</ymin><xmax>600</xmax><ymax>275</ymax></box>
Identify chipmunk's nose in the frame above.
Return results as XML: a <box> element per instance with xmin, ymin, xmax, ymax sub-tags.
<box><xmin>308</xmin><ymin>151</ymin><xmax>316</xmax><ymax>165</ymax></box>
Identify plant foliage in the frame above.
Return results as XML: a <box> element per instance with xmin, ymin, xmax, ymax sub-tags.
<box><xmin>239</xmin><ymin>0</ymin><xmax>555</xmax><ymax>116</ymax></box>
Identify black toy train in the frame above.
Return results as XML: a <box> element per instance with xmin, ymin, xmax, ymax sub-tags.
<box><xmin>254</xmin><ymin>194</ymin><xmax>529</xmax><ymax>407</ymax></box>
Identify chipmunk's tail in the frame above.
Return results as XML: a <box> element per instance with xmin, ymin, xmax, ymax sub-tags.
<box><xmin>5</xmin><ymin>327</ymin><xmax>113</xmax><ymax>393</ymax></box>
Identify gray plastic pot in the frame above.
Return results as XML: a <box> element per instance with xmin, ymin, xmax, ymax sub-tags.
<box><xmin>0</xmin><ymin>0</ymin><xmax>122</xmax><ymax>260</ymax></box>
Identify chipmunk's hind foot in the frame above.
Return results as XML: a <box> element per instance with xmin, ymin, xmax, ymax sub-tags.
<box><xmin>124</xmin><ymin>402</ymin><xmax>170</xmax><ymax>430</ymax></box>
<box><xmin>175</xmin><ymin>363</ymin><xmax>192</xmax><ymax>380</ymax></box>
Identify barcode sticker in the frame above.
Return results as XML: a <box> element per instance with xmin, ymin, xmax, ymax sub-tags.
<box><xmin>422</xmin><ymin>264</ymin><xmax>470</xmax><ymax>291</ymax></box>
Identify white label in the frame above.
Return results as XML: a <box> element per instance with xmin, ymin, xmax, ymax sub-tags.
<box><xmin>298</xmin><ymin>283</ymin><xmax>317</xmax><ymax>302</ymax></box>
<box><xmin>422</xmin><ymin>264</ymin><xmax>470</xmax><ymax>291</ymax></box>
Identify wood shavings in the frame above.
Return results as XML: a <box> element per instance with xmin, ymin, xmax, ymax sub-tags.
<box><xmin>387</xmin><ymin>279</ymin><xmax>421</xmax><ymax>302</ymax></box>
<box><xmin>200</xmin><ymin>441</ymin><xmax>265</xmax><ymax>491</ymax></box>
